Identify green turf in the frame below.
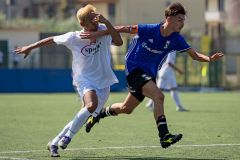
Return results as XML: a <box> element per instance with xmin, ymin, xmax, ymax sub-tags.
<box><xmin>0</xmin><ymin>92</ymin><xmax>240</xmax><ymax>160</ymax></box>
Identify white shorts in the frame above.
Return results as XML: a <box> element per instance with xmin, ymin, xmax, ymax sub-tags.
<box><xmin>74</xmin><ymin>82</ymin><xmax>110</xmax><ymax>117</ymax></box>
<box><xmin>157</xmin><ymin>74</ymin><xmax>177</xmax><ymax>90</ymax></box>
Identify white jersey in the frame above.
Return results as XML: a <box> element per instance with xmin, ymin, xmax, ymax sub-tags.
<box><xmin>53</xmin><ymin>24</ymin><xmax>118</xmax><ymax>89</ymax></box>
<box><xmin>158</xmin><ymin>51</ymin><xmax>176</xmax><ymax>78</ymax></box>
<box><xmin>157</xmin><ymin>51</ymin><xmax>177</xmax><ymax>89</ymax></box>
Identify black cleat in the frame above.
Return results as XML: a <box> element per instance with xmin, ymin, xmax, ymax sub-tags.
<box><xmin>85</xmin><ymin>115</ymin><xmax>101</xmax><ymax>133</ymax></box>
<box><xmin>160</xmin><ymin>133</ymin><xmax>182</xmax><ymax>148</ymax></box>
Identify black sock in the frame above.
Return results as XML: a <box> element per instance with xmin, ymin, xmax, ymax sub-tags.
<box><xmin>99</xmin><ymin>105</ymin><xmax>118</xmax><ymax>118</ymax></box>
<box><xmin>156</xmin><ymin>115</ymin><xmax>169</xmax><ymax>139</ymax></box>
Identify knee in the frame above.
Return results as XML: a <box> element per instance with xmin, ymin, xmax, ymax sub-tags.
<box><xmin>85</xmin><ymin>102</ymin><xmax>98</xmax><ymax>113</ymax></box>
<box><xmin>153</xmin><ymin>92</ymin><xmax>165</xmax><ymax>103</ymax></box>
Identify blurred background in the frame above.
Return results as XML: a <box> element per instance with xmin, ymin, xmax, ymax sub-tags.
<box><xmin>0</xmin><ymin>0</ymin><xmax>240</xmax><ymax>92</ymax></box>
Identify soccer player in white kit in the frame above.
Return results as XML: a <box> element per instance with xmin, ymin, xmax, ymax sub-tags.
<box><xmin>146</xmin><ymin>51</ymin><xmax>188</xmax><ymax>112</ymax></box>
<box><xmin>15</xmin><ymin>4</ymin><xmax>122</xmax><ymax>157</ymax></box>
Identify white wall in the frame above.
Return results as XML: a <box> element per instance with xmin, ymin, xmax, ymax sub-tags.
<box><xmin>0</xmin><ymin>29</ymin><xmax>39</xmax><ymax>68</ymax></box>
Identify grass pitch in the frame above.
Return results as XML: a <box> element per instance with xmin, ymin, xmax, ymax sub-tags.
<box><xmin>0</xmin><ymin>92</ymin><xmax>240</xmax><ymax>160</ymax></box>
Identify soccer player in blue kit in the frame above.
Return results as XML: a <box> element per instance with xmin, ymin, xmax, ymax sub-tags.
<box><xmin>84</xmin><ymin>2</ymin><xmax>224</xmax><ymax>148</ymax></box>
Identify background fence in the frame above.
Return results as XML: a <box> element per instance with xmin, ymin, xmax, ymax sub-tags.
<box><xmin>0</xmin><ymin>69</ymin><xmax>126</xmax><ymax>92</ymax></box>
<box><xmin>1</xmin><ymin>33</ymin><xmax>240</xmax><ymax>92</ymax></box>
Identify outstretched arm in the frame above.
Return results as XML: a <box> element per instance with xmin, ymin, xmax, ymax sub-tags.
<box><xmin>115</xmin><ymin>25</ymin><xmax>138</xmax><ymax>34</ymax></box>
<box><xmin>15</xmin><ymin>37</ymin><xmax>55</xmax><ymax>58</ymax></box>
<box><xmin>186</xmin><ymin>48</ymin><xmax>224</xmax><ymax>62</ymax></box>
<box><xmin>80</xmin><ymin>25</ymin><xmax>138</xmax><ymax>41</ymax></box>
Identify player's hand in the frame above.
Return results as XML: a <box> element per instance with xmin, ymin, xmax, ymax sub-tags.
<box><xmin>80</xmin><ymin>31</ymin><xmax>97</xmax><ymax>42</ymax></box>
<box><xmin>210</xmin><ymin>52</ymin><xmax>224</xmax><ymax>61</ymax></box>
<box><xmin>15</xmin><ymin>46</ymin><xmax>31</xmax><ymax>59</ymax></box>
<box><xmin>89</xmin><ymin>12</ymin><xmax>108</xmax><ymax>24</ymax></box>
<box><xmin>96</xmin><ymin>14</ymin><xmax>108</xmax><ymax>24</ymax></box>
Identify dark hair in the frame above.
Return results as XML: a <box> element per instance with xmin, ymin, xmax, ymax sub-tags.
<box><xmin>165</xmin><ymin>2</ymin><xmax>186</xmax><ymax>18</ymax></box>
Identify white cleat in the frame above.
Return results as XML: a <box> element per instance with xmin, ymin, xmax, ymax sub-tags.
<box><xmin>47</xmin><ymin>141</ymin><xmax>60</xmax><ymax>157</ymax></box>
<box><xmin>176</xmin><ymin>107</ymin><xmax>189</xmax><ymax>112</ymax></box>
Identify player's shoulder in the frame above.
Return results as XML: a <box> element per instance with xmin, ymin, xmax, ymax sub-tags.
<box><xmin>59</xmin><ymin>31</ymin><xmax>78</xmax><ymax>38</ymax></box>
<box><xmin>70</xmin><ymin>31</ymin><xmax>81</xmax><ymax>36</ymax></box>
<box><xmin>169</xmin><ymin>32</ymin><xmax>185</xmax><ymax>42</ymax></box>
<box><xmin>98</xmin><ymin>24</ymin><xmax>107</xmax><ymax>30</ymax></box>
<box><xmin>58</xmin><ymin>31</ymin><xmax>82</xmax><ymax>43</ymax></box>
<box><xmin>139</xmin><ymin>23</ymin><xmax>160</xmax><ymax>29</ymax></box>
<box><xmin>172</xmin><ymin>31</ymin><xmax>185</xmax><ymax>38</ymax></box>
<box><xmin>67</xmin><ymin>31</ymin><xmax>83</xmax><ymax>40</ymax></box>
<box><xmin>175</xmin><ymin>33</ymin><xmax>187</xmax><ymax>42</ymax></box>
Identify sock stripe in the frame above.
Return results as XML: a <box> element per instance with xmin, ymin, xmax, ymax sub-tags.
<box><xmin>106</xmin><ymin>108</ymin><xmax>111</xmax><ymax>116</ymax></box>
<box><xmin>157</xmin><ymin>122</ymin><xmax>167</xmax><ymax>127</ymax></box>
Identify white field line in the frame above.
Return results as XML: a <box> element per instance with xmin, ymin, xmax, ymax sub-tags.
<box><xmin>0</xmin><ymin>143</ymin><xmax>240</xmax><ymax>154</ymax></box>
<box><xmin>0</xmin><ymin>156</ymin><xmax>32</xmax><ymax>160</ymax></box>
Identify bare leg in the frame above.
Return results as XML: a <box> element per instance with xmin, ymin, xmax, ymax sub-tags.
<box><xmin>142</xmin><ymin>80</ymin><xmax>165</xmax><ymax>120</ymax></box>
<box><xmin>110</xmin><ymin>93</ymin><xmax>141</xmax><ymax>114</ymax></box>
<box><xmin>65</xmin><ymin>90</ymin><xmax>97</xmax><ymax>138</ymax></box>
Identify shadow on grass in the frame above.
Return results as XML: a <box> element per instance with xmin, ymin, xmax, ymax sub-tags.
<box><xmin>70</xmin><ymin>156</ymin><xmax>225</xmax><ymax>160</ymax></box>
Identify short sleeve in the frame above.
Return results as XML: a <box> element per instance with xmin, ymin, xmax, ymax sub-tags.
<box><xmin>53</xmin><ymin>32</ymin><xmax>74</xmax><ymax>46</ymax></box>
<box><xmin>175</xmin><ymin>34</ymin><xmax>191</xmax><ymax>52</ymax></box>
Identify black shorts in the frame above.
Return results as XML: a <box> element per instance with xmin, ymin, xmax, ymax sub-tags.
<box><xmin>126</xmin><ymin>68</ymin><xmax>154</xmax><ymax>102</ymax></box>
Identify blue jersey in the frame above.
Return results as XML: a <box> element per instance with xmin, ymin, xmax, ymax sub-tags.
<box><xmin>125</xmin><ymin>23</ymin><xmax>191</xmax><ymax>79</ymax></box>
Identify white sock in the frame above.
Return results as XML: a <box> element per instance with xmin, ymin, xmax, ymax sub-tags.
<box><xmin>170</xmin><ymin>90</ymin><xmax>182</xmax><ymax>108</ymax></box>
<box><xmin>51</xmin><ymin>121</ymin><xmax>72</xmax><ymax>146</ymax></box>
<box><xmin>65</xmin><ymin>107</ymin><xmax>91</xmax><ymax>139</ymax></box>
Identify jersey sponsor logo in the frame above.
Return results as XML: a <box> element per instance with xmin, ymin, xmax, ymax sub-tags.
<box><xmin>81</xmin><ymin>42</ymin><xmax>102</xmax><ymax>57</ymax></box>
<box><xmin>141</xmin><ymin>42</ymin><xmax>163</xmax><ymax>54</ymax></box>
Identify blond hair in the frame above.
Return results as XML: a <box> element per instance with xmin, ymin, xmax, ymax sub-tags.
<box><xmin>76</xmin><ymin>4</ymin><xmax>96</xmax><ymax>26</ymax></box>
